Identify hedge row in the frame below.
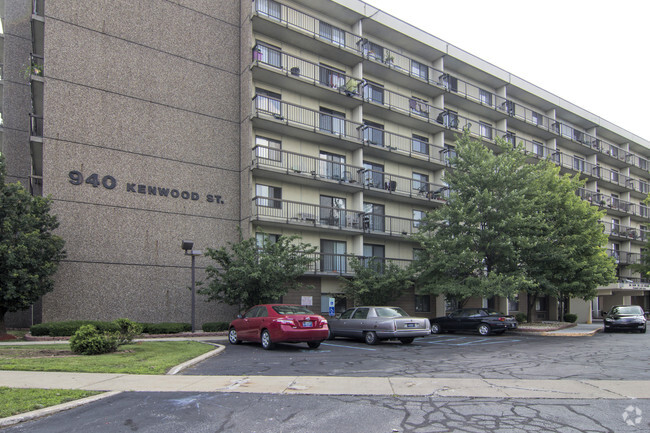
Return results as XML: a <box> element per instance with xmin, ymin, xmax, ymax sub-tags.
<box><xmin>201</xmin><ymin>322</ymin><xmax>229</xmax><ymax>332</ymax></box>
<box><xmin>31</xmin><ymin>320</ymin><xmax>194</xmax><ymax>337</ymax></box>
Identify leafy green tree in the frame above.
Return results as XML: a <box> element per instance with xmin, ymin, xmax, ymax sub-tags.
<box><xmin>200</xmin><ymin>232</ymin><xmax>316</xmax><ymax>311</ymax></box>
<box><xmin>0</xmin><ymin>155</ymin><xmax>65</xmax><ymax>335</ymax></box>
<box><xmin>630</xmin><ymin>196</ymin><xmax>650</xmax><ymax>279</ymax></box>
<box><xmin>339</xmin><ymin>258</ymin><xmax>413</xmax><ymax>306</ymax></box>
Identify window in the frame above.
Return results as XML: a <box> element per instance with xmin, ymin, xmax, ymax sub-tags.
<box><xmin>363</xmin><ymin>161</ymin><xmax>384</xmax><ymax>189</ymax></box>
<box><xmin>255</xmin><ymin>184</ymin><xmax>282</xmax><ymax>209</ymax></box>
<box><xmin>610</xmin><ymin>169</ymin><xmax>619</xmax><ymax>183</ymax></box>
<box><xmin>254</xmin><ymin>43</ymin><xmax>282</xmax><ymax>68</ymax></box>
<box><xmin>573</xmin><ymin>156</ymin><xmax>586</xmax><ymax>173</ymax></box>
<box><xmin>437</xmin><ymin>110</ymin><xmax>458</xmax><ymax>129</ymax></box>
<box><xmin>504</xmin><ymin>131</ymin><xmax>516</xmax><ymax>146</ymax></box>
<box><xmin>363</xmin><ymin>81</ymin><xmax>384</xmax><ymax>105</ymax></box>
<box><xmin>255</xmin><ymin>88</ymin><xmax>281</xmax><ymax>116</ymax></box>
<box><xmin>508</xmin><ymin>294</ymin><xmax>520</xmax><ymax>312</ymax></box>
<box><xmin>413</xmin><ymin>209</ymin><xmax>426</xmax><ymax>227</ymax></box>
<box><xmin>256</xmin><ymin>232</ymin><xmax>280</xmax><ymax>247</ymax></box>
<box><xmin>445</xmin><ymin>297</ymin><xmax>459</xmax><ymax>313</ymax></box>
<box><xmin>363</xmin><ymin>41</ymin><xmax>384</xmax><ymax>61</ymax></box>
<box><xmin>255</xmin><ymin>136</ymin><xmax>281</xmax><ymax>162</ymax></box>
<box><xmin>319</xmin><ymin>151</ymin><xmax>346</xmax><ymax>181</ymax></box>
<box><xmin>318</xmin><ymin>21</ymin><xmax>345</xmax><ymax>46</ymax></box>
<box><xmin>320</xmin><ymin>239</ymin><xmax>346</xmax><ymax>273</ymax></box>
<box><xmin>440</xmin><ymin>74</ymin><xmax>458</xmax><ymax>92</ymax></box>
<box><xmin>320</xmin><ymin>195</ymin><xmax>346</xmax><ymax>227</ymax></box>
<box><xmin>257</xmin><ymin>0</ymin><xmax>281</xmax><ymax>21</ymax></box>
<box><xmin>363</xmin><ymin>244</ymin><xmax>385</xmax><ymax>271</ymax></box>
<box><xmin>611</xmin><ymin>193</ymin><xmax>620</xmax><ymax>210</ymax></box>
<box><xmin>363</xmin><ymin>120</ymin><xmax>384</xmax><ymax>146</ymax></box>
<box><xmin>479</xmin><ymin>89</ymin><xmax>492</xmax><ymax>106</ymax></box>
<box><xmin>443</xmin><ymin>144</ymin><xmax>456</xmax><ymax>165</ymax></box>
<box><xmin>640</xmin><ymin>181</ymin><xmax>649</xmax><ymax>194</ymax></box>
<box><xmin>363</xmin><ymin>202</ymin><xmax>385</xmax><ymax>232</ymax></box>
<box><xmin>479</xmin><ymin>122</ymin><xmax>492</xmax><ymax>140</ymax></box>
<box><xmin>611</xmin><ymin>219</ymin><xmax>620</xmax><ymax>235</ymax></box>
<box><xmin>532</xmin><ymin>140</ymin><xmax>546</xmax><ymax>158</ymax></box>
<box><xmin>531</xmin><ymin>111</ymin><xmax>542</xmax><ymax>126</ymax></box>
<box><xmin>319</xmin><ymin>64</ymin><xmax>346</xmax><ymax>90</ymax></box>
<box><xmin>410</xmin><ymin>59</ymin><xmax>428</xmax><ymax>81</ymax></box>
<box><xmin>352</xmin><ymin>308</ymin><xmax>369</xmax><ymax>319</ymax></box>
<box><xmin>414</xmin><ymin>295</ymin><xmax>430</xmax><ymax>313</ymax></box>
<box><xmin>641</xmin><ymin>204</ymin><xmax>649</xmax><ymax>219</ymax></box>
<box><xmin>409</xmin><ymin>96</ymin><xmax>428</xmax><ymax>118</ymax></box>
<box><xmin>319</xmin><ymin>107</ymin><xmax>346</xmax><ymax>135</ymax></box>
<box><xmin>412</xmin><ymin>134</ymin><xmax>429</xmax><ymax>155</ymax></box>
<box><xmin>412</xmin><ymin>172</ymin><xmax>429</xmax><ymax>195</ymax></box>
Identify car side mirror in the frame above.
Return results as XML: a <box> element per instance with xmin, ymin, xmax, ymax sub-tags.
<box><xmin>237</xmin><ymin>314</ymin><xmax>243</xmax><ymax>319</ymax></box>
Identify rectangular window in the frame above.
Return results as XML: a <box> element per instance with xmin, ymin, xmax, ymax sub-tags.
<box><xmin>257</xmin><ymin>0</ymin><xmax>281</xmax><ymax>20</ymax></box>
<box><xmin>363</xmin><ymin>41</ymin><xmax>384</xmax><ymax>61</ymax></box>
<box><xmin>363</xmin><ymin>81</ymin><xmax>384</xmax><ymax>105</ymax></box>
<box><xmin>413</xmin><ymin>209</ymin><xmax>426</xmax><ymax>227</ymax></box>
<box><xmin>611</xmin><ymin>218</ymin><xmax>620</xmax><ymax>235</ymax></box>
<box><xmin>363</xmin><ymin>161</ymin><xmax>384</xmax><ymax>189</ymax></box>
<box><xmin>412</xmin><ymin>134</ymin><xmax>429</xmax><ymax>155</ymax></box>
<box><xmin>504</xmin><ymin>131</ymin><xmax>516</xmax><ymax>145</ymax></box>
<box><xmin>440</xmin><ymin>74</ymin><xmax>458</xmax><ymax>92</ymax></box>
<box><xmin>508</xmin><ymin>294</ymin><xmax>520</xmax><ymax>312</ymax></box>
<box><xmin>255</xmin><ymin>88</ymin><xmax>282</xmax><ymax>116</ymax></box>
<box><xmin>611</xmin><ymin>169</ymin><xmax>619</xmax><ymax>183</ymax></box>
<box><xmin>443</xmin><ymin>144</ymin><xmax>456</xmax><ymax>165</ymax></box>
<box><xmin>479</xmin><ymin>121</ymin><xmax>492</xmax><ymax>140</ymax></box>
<box><xmin>409</xmin><ymin>96</ymin><xmax>429</xmax><ymax>118</ymax></box>
<box><xmin>363</xmin><ymin>120</ymin><xmax>384</xmax><ymax>146</ymax></box>
<box><xmin>319</xmin><ymin>107</ymin><xmax>346</xmax><ymax>136</ymax></box>
<box><xmin>439</xmin><ymin>110</ymin><xmax>458</xmax><ymax>129</ymax></box>
<box><xmin>255</xmin><ymin>136</ymin><xmax>281</xmax><ymax>162</ymax></box>
<box><xmin>411</xmin><ymin>59</ymin><xmax>428</xmax><ymax>81</ymax></box>
<box><xmin>320</xmin><ymin>240</ymin><xmax>347</xmax><ymax>273</ymax></box>
<box><xmin>319</xmin><ymin>64</ymin><xmax>346</xmax><ymax>90</ymax></box>
<box><xmin>363</xmin><ymin>202</ymin><xmax>385</xmax><ymax>232</ymax></box>
<box><xmin>256</xmin><ymin>232</ymin><xmax>280</xmax><ymax>247</ymax></box>
<box><xmin>255</xmin><ymin>184</ymin><xmax>282</xmax><ymax>209</ymax></box>
<box><xmin>254</xmin><ymin>43</ymin><xmax>282</xmax><ymax>68</ymax></box>
<box><xmin>415</xmin><ymin>295</ymin><xmax>431</xmax><ymax>313</ymax></box>
<box><xmin>532</xmin><ymin>141</ymin><xmax>546</xmax><ymax>158</ymax></box>
<box><xmin>319</xmin><ymin>151</ymin><xmax>346</xmax><ymax>181</ymax></box>
<box><xmin>320</xmin><ymin>195</ymin><xmax>346</xmax><ymax>227</ymax></box>
<box><xmin>412</xmin><ymin>172</ymin><xmax>430</xmax><ymax>195</ymax></box>
<box><xmin>318</xmin><ymin>21</ymin><xmax>345</xmax><ymax>46</ymax></box>
<box><xmin>531</xmin><ymin>111</ymin><xmax>542</xmax><ymax>126</ymax></box>
<box><xmin>573</xmin><ymin>156</ymin><xmax>586</xmax><ymax>173</ymax></box>
<box><xmin>640</xmin><ymin>181</ymin><xmax>649</xmax><ymax>194</ymax></box>
<box><xmin>479</xmin><ymin>89</ymin><xmax>492</xmax><ymax>106</ymax></box>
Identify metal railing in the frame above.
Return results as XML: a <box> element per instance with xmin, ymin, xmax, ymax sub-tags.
<box><xmin>577</xmin><ymin>188</ymin><xmax>647</xmax><ymax>219</ymax></box>
<box><xmin>602</xmin><ymin>222</ymin><xmax>648</xmax><ymax>242</ymax></box>
<box><xmin>302</xmin><ymin>252</ymin><xmax>413</xmax><ymax>275</ymax></box>
<box><xmin>606</xmin><ymin>249</ymin><xmax>641</xmax><ymax>265</ymax></box>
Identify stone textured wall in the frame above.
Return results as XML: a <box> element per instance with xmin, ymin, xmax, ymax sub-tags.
<box><xmin>39</xmin><ymin>0</ymin><xmax>243</xmax><ymax>324</ymax></box>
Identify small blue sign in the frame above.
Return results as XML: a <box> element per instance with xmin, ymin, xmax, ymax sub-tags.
<box><xmin>329</xmin><ymin>306</ymin><xmax>336</xmax><ymax>317</ymax></box>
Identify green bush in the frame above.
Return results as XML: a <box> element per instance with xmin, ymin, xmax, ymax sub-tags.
<box><xmin>563</xmin><ymin>313</ymin><xmax>578</xmax><ymax>323</ymax></box>
<box><xmin>113</xmin><ymin>318</ymin><xmax>143</xmax><ymax>344</ymax></box>
<box><xmin>515</xmin><ymin>313</ymin><xmax>527</xmax><ymax>323</ymax></box>
<box><xmin>31</xmin><ymin>321</ymin><xmax>118</xmax><ymax>337</ymax></box>
<box><xmin>140</xmin><ymin>322</ymin><xmax>191</xmax><ymax>334</ymax></box>
<box><xmin>202</xmin><ymin>322</ymin><xmax>230</xmax><ymax>332</ymax></box>
<box><xmin>69</xmin><ymin>325</ymin><xmax>118</xmax><ymax>355</ymax></box>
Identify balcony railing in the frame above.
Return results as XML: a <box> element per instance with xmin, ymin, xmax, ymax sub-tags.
<box><xmin>607</xmin><ymin>249</ymin><xmax>640</xmax><ymax>266</ymax></box>
<box><xmin>602</xmin><ymin>222</ymin><xmax>648</xmax><ymax>242</ymax></box>
<box><xmin>252</xmin><ymin>196</ymin><xmax>423</xmax><ymax>237</ymax></box>
<box><xmin>302</xmin><ymin>252</ymin><xmax>413</xmax><ymax>275</ymax></box>
<box><xmin>577</xmin><ymin>188</ymin><xmax>647</xmax><ymax>219</ymax></box>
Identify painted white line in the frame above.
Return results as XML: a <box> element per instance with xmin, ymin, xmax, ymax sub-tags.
<box><xmin>457</xmin><ymin>338</ymin><xmax>490</xmax><ymax>345</ymax></box>
<box><xmin>321</xmin><ymin>343</ymin><xmax>377</xmax><ymax>351</ymax></box>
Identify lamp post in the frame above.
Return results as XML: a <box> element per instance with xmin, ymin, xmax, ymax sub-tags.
<box><xmin>182</xmin><ymin>240</ymin><xmax>202</xmax><ymax>333</ymax></box>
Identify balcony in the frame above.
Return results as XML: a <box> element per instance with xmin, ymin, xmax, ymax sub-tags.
<box><xmin>302</xmin><ymin>252</ymin><xmax>412</xmax><ymax>276</ymax></box>
<box><xmin>607</xmin><ymin>249</ymin><xmax>640</xmax><ymax>266</ymax></box>
<box><xmin>602</xmin><ymin>223</ymin><xmax>647</xmax><ymax>243</ymax></box>
<box><xmin>251</xmin><ymin>196</ymin><xmax>425</xmax><ymax>239</ymax></box>
<box><xmin>251</xmin><ymin>44</ymin><xmax>363</xmax><ymax>109</ymax></box>
<box><xmin>251</xmin><ymin>0</ymin><xmax>363</xmax><ymax>67</ymax></box>
<box><xmin>577</xmin><ymin>188</ymin><xmax>647</xmax><ymax>221</ymax></box>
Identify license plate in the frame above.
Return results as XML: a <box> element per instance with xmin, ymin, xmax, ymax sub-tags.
<box><xmin>406</xmin><ymin>323</ymin><xmax>415</xmax><ymax>328</ymax></box>
<box><xmin>303</xmin><ymin>321</ymin><xmax>313</xmax><ymax>327</ymax></box>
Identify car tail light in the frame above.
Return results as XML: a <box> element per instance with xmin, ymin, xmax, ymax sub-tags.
<box><xmin>498</xmin><ymin>317</ymin><xmax>505</xmax><ymax>321</ymax></box>
<box><xmin>320</xmin><ymin>319</ymin><xmax>328</xmax><ymax>327</ymax></box>
<box><xmin>276</xmin><ymin>318</ymin><xmax>297</xmax><ymax>328</ymax></box>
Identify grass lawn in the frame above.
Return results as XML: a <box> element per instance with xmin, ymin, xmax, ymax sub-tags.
<box><xmin>0</xmin><ymin>387</ymin><xmax>101</xmax><ymax>418</ymax></box>
<box><xmin>0</xmin><ymin>341</ymin><xmax>215</xmax><ymax>375</ymax></box>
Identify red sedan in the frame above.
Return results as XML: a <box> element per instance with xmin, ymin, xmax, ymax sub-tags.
<box><xmin>228</xmin><ymin>304</ymin><xmax>329</xmax><ymax>350</ymax></box>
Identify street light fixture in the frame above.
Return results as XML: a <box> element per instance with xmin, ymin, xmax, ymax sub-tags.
<box><xmin>182</xmin><ymin>240</ymin><xmax>202</xmax><ymax>333</ymax></box>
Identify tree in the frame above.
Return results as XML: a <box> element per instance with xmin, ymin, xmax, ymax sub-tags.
<box><xmin>340</xmin><ymin>258</ymin><xmax>413</xmax><ymax>306</ymax></box>
<box><xmin>412</xmin><ymin>131</ymin><xmax>536</xmax><ymax>305</ymax></box>
<box><xmin>0</xmin><ymin>155</ymin><xmax>66</xmax><ymax>335</ymax></box>
<box><xmin>413</xmin><ymin>131</ymin><xmax>615</xmax><ymax>319</ymax></box>
<box><xmin>630</xmin><ymin>197</ymin><xmax>650</xmax><ymax>280</ymax></box>
<box><xmin>199</xmin><ymin>232</ymin><xmax>317</xmax><ymax>311</ymax></box>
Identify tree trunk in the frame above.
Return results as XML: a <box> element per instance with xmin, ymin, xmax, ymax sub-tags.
<box><xmin>527</xmin><ymin>294</ymin><xmax>537</xmax><ymax>323</ymax></box>
<box><xmin>0</xmin><ymin>307</ymin><xmax>7</xmax><ymax>335</ymax></box>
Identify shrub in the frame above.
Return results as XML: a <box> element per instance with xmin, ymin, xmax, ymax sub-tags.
<box><xmin>515</xmin><ymin>313</ymin><xmax>527</xmax><ymax>323</ymax></box>
<box><xmin>69</xmin><ymin>325</ymin><xmax>118</xmax><ymax>355</ymax></box>
<box><xmin>113</xmin><ymin>318</ymin><xmax>143</xmax><ymax>345</ymax></box>
<box><xmin>140</xmin><ymin>322</ymin><xmax>192</xmax><ymax>334</ymax></box>
<box><xmin>202</xmin><ymin>322</ymin><xmax>229</xmax><ymax>332</ymax></box>
<box><xmin>563</xmin><ymin>313</ymin><xmax>578</xmax><ymax>323</ymax></box>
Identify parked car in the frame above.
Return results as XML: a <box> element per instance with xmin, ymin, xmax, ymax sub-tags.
<box><xmin>603</xmin><ymin>305</ymin><xmax>647</xmax><ymax>333</ymax></box>
<box><xmin>430</xmin><ymin>308</ymin><xmax>517</xmax><ymax>336</ymax></box>
<box><xmin>228</xmin><ymin>304</ymin><xmax>329</xmax><ymax>350</ymax></box>
<box><xmin>327</xmin><ymin>306</ymin><xmax>431</xmax><ymax>345</ymax></box>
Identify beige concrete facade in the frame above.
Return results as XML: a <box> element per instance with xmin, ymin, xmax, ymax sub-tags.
<box><xmin>2</xmin><ymin>0</ymin><xmax>650</xmax><ymax>327</ymax></box>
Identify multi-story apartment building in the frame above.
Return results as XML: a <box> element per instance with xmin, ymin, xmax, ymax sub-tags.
<box><xmin>3</xmin><ymin>0</ymin><xmax>649</xmax><ymax>327</ymax></box>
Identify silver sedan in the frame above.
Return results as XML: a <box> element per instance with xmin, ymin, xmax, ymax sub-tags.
<box><xmin>328</xmin><ymin>306</ymin><xmax>431</xmax><ymax>345</ymax></box>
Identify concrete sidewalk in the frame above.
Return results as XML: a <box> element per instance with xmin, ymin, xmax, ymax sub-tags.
<box><xmin>514</xmin><ymin>323</ymin><xmax>603</xmax><ymax>337</ymax></box>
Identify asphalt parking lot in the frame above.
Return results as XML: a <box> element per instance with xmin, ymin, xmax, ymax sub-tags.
<box><xmin>184</xmin><ymin>331</ymin><xmax>650</xmax><ymax>381</ymax></box>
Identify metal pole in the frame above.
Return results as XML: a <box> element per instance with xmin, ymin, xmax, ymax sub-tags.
<box><xmin>191</xmin><ymin>253</ymin><xmax>196</xmax><ymax>333</ymax></box>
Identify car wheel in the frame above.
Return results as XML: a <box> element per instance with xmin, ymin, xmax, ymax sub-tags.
<box><xmin>430</xmin><ymin>323</ymin><xmax>442</xmax><ymax>334</ymax></box>
<box><xmin>261</xmin><ymin>329</ymin><xmax>274</xmax><ymax>350</ymax></box>
<box><xmin>477</xmin><ymin>323</ymin><xmax>491</xmax><ymax>336</ymax></box>
<box><xmin>327</xmin><ymin>330</ymin><xmax>336</xmax><ymax>340</ymax></box>
<box><xmin>641</xmin><ymin>327</ymin><xmax>647</xmax><ymax>334</ymax></box>
<box><xmin>399</xmin><ymin>337</ymin><xmax>414</xmax><ymax>344</ymax></box>
<box><xmin>307</xmin><ymin>341</ymin><xmax>322</xmax><ymax>349</ymax></box>
<box><xmin>603</xmin><ymin>327</ymin><xmax>610</xmax><ymax>333</ymax></box>
<box><xmin>364</xmin><ymin>331</ymin><xmax>379</xmax><ymax>345</ymax></box>
<box><xmin>228</xmin><ymin>327</ymin><xmax>241</xmax><ymax>345</ymax></box>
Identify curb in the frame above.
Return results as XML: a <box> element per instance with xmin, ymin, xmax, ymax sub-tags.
<box><xmin>167</xmin><ymin>343</ymin><xmax>226</xmax><ymax>375</ymax></box>
<box><xmin>0</xmin><ymin>391</ymin><xmax>122</xmax><ymax>428</ymax></box>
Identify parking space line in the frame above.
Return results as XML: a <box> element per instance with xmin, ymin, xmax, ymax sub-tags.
<box><xmin>321</xmin><ymin>342</ymin><xmax>377</xmax><ymax>351</ymax></box>
<box><xmin>456</xmin><ymin>338</ymin><xmax>490</xmax><ymax>345</ymax></box>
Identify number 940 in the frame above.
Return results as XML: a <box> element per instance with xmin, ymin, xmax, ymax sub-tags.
<box><xmin>68</xmin><ymin>171</ymin><xmax>117</xmax><ymax>190</ymax></box>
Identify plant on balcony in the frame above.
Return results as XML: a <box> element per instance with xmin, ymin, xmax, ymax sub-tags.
<box><xmin>20</xmin><ymin>60</ymin><xmax>43</xmax><ymax>80</ymax></box>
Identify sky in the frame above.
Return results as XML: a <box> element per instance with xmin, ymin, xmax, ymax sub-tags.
<box><xmin>364</xmin><ymin>0</ymin><xmax>650</xmax><ymax>142</ymax></box>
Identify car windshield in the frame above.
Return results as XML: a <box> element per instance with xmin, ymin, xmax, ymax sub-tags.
<box><xmin>484</xmin><ymin>309</ymin><xmax>505</xmax><ymax>316</ymax></box>
<box><xmin>611</xmin><ymin>306</ymin><xmax>644</xmax><ymax>315</ymax></box>
<box><xmin>272</xmin><ymin>305</ymin><xmax>315</xmax><ymax>315</ymax></box>
<box><xmin>375</xmin><ymin>307</ymin><xmax>409</xmax><ymax>318</ymax></box>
